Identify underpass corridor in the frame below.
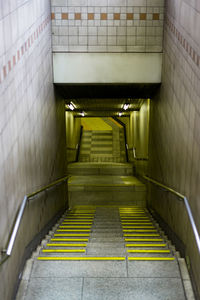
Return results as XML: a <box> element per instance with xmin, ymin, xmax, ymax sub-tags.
<box><xmin>16</xmin><ymin>117</ymin><xmax>195</xmax><ymax>300</ymax></box>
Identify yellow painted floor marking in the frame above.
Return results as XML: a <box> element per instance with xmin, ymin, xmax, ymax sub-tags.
<box><xmin>124</xmin><ymin>234</ymin><xmax>160</xmax><ymax>237</ymax></box>
<box><xmin>127</xmin><ymin>250</ymin><xmax>170</xmax><ymax>253</ymax></box>
<box><xmin>54</xmin><ymin>234</ymin><xmax>90</xmax><ymax>236</ymax></box>
<box><xmin>62</xmin><ymin>223</ymin><xmax>93</xmax><ymax>225</ymax></box>
<box><xmin>121</xmin><ymin>218</ymin><xmax>150</xmax><ymax>220</ymax></box>
<box><xmin>125</xmin><ymin>239</ymin><xmax>164</xmax><ymax>242</ymax></box>
<box><xmin>59</xmin><ymin>226</ymin><xmax>91</xmax><ymax>229</ymax></box>
<box><xmin>128</xmin><ymin>257</ymin><xmax>175</xmax><ymax>261</ymax></box>
<box><xmin>121</xmin><ymin>223</ymin><xmax>153</xmax><ymax>225</ymax></box>
<box><xmin>64</xmin><ymin>218</ymin><xmax>94</xmax><ymax>220</ymax></box>
<box><xmin>122</xmin><ymin>226</ymin><xmax>155</xmax><ymax>228</ymax></box>
<box><xmin>42</xmin><ymin>249</ymin><xmax>85</xmax><ymax>253</ymax></box>
<box><xmin>57</xmin><ymin>229</ymin><xmax>91</xmax><ymax>232</ymax></box>
<box><xmin>67</xmin><ymin>213</ymin><xmax>95</xmax><ymax>215</ymax></box>
<box><xmin>126</xmin><ymin>244</ymin><xmax>166</xmax><ymax>247</ymax></box>
<box><xmin>51</xmin><ymin>239</ymin><xmax>89</xmax><ymax>241</ymax></box>
<box><xmin>38</xmin><ymin>257</ymin><xmax>126</xmax><ymax>261</ymax></box>
<box><xmin>46</xmin><ymin>243</ymin><xmax>87</xmax><ymax>247</ymax></box>
<box><xmin>123</xmin><ymin>230</ymin><xmax>157</xmax><ymax>232</ymax></box>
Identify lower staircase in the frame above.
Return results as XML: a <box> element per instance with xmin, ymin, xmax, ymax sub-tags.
<box><xmin>37</xmin><ymin>206</ymin><xmax>175</xmax><ymax>261</ymax></box>
<box><xmin>17</xmin><ymin>205</ymin><xmax>194</xmax><ymax>300</ymax></box>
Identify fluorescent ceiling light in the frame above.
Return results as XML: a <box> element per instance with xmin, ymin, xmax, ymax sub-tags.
<box><xmin>123</xmin><ymin>103</ymin><xmax>129</xmax><ymax>110</ymax></box>
<box><xmin>68</xmin><ymin>102</ymin><xmax>75</xmax><ymax>110</ymax></box>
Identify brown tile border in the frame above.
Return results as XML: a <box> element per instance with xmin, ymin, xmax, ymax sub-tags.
<box><xmin>0</xmin><ymin>15</ymin><xmax>51</xmax><ymax>84</ymax></box>
<box><xmin>62</xmin><ymin>13</ymin><xmax>68</xmax><ymax>20</ymax></box>
<box><xmin>166</xmin><ymin>16</ymin><xmax>200</xmax><ymax>69</ymax></box>
<box><xmin>53</xmin><ymin>12</ymin><xmax>160</xmax><ymax>21</ymax></box>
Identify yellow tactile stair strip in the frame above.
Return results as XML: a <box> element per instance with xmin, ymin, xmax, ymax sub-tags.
<box><xmin>38</xmin><ymin>207</ymin><xmax>96</xmax><ymax>260</ymax></box>
<box><xmin>38</xmin><ymin>206</ymin><xmax>175</xmax><ymax>261</ymax></box>
<box><xmin>119</xmin><ymin>207</ymin><xmax>175</xmax><ymax>261</ymax></box>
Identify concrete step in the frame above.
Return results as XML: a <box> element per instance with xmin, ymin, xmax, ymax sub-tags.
<box><xmin>67</xmin><ymin>162</ymin><xmax>134</xmax><ymax>176</ymax></box>
<box><xmin>68</xmin><ymin>175</ymin><xmax>146</xmax><ymax>207</ymax></box>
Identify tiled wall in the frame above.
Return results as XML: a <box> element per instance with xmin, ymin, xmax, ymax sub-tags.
<box><xmin>0</xmin><ymin>1</ymin><xmax>66</xmax><ymax>299</ymax></box>
<box><xmin>148</xmin><ymin>0</ymin><xmax>200</xmax><ymax>296</ymax></box>
<box><xmin>51</xmin><ymin>0</ymin><xmax>164</xmax><ymax>52</ymax></box>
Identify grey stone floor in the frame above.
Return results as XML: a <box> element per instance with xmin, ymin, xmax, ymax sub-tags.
<box><xmin>22</xmin><ymin>259</ymin><xmax>186</xmax><ymax>300</ymax></box>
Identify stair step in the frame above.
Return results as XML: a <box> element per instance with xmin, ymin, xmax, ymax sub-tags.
<box><xmin>128</xmin><ymin>257</ymin><xmax>175</xmax><ymax>261</ymax></box>
<box><xmin>37</xmin><ymin>257</ymin><xmax>126</xmax><ymax>261</ymax></box>
<box><xmin>54</xmin><ymin>234</ymin><xmax>90</xmax><ymax>237</ymax></box>
<box><xmin>50</xmin><ymin>238</ymin><xmax>89</xmax><ymax>242</ymax></box>
<box><xmin>126</xmin><ymin>244</ymin><xmax>167</xmax><ymax>247</ymax></box>
<box><xmin>125</xmin><ymin>239</ymin><xmax>164</xmax><ymax>242</ymax></box>
<box><xmin>127</xmin><ymin>250</ymin><xmax>170</xmax><ymax>253</ymax></box>
<box><xmin>42</xmin><ymin>249</ymin><xmax>86</xmax><ymax>253</ymax></box>
<box><xmin>124</xmin><ymin>234</ymin><xmax>160</xmax><ymax>237</ymax></box>
<box><xmin>46</xmin><ymin>244</ymin><xmax>87</xmax><ymax>247</ymax></box>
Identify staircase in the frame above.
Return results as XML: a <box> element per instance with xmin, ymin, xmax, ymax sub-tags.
<box><xmin>17</xmin><ymin>205</ymin><xmax>194</xmax><ymax>300</ymax></box>
<box><xmin>79</xmin><ymin>130</ymin><xmax>126</xmax><ymax>163</ymax></box>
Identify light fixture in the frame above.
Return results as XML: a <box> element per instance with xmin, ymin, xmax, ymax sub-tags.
<box><xmin>118</xmin><ymin>112</ymin><xmax>122</xmax><ymax>117</ymax></box>
<box><xmin>68</xmin><ymin>101</ymin><xmax>75</xmax><ymax>110</ymax></box>
<box><xmin>81</xmin><ymin>111</ymin><xmax>85</xmax><ymax>117</ymax></box>
<box><xmin>123</xmin><ymin>103</ymin><xmax>129</xmax><ymax>110</ymax></box>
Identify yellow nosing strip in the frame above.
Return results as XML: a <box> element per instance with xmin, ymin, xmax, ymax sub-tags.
<box><xmin>64</xmin><ymin>218</ymin><xmax>94</xmax><ymax>220</ymax></box>
<box><xmin>51</xmin><ymin>239</ymin><xmax>89</xmax><ymax>241</ymax></box>
<box><xmin>121</xmin><ymin>223</ymin><xmax>153</xmax><ymax>225</ymax></box>
<box><xmin>57</xmin><ymin>230</ymin><xmax>91</xmax><ymax>232</ymax></box>
<box><xmin>125</xmin><ymin>239</ymin><xmax>164</xmax><ymax>242</ymax></box>
<box><xmin>127</xmin><ymin>250</ymin><xmax>170</xmax><ymax>253</ymax></box>
<box><xmin>122</xmin><ymin>226</ymin><xmax>155</xmax><ymax>229</ymax></box>
<box><xmin>46</xmin><ymin>243</ymin><xmax>87</xmax><ymax>247</ymax></box>
<box><xmin>124</xmin><ymin>234</ymin><xmax>160</xmax><ymax>237</ymax></box>
<box><xmin>128</xmin><ymin>257</ymin><xmax>175</xmax><ymax>261</ymax></box>
<box><xmin>54</xmin><ymin>234</ymin><xmax>90</xmax><ymax>236</ymax></box>
<box><xmin>37</xmin><ymin>257</ymin><xmax>126</xmax><ymax>261</ymax></box>
<box><xmin>123</xmin><ymin>230</ymin><xmax>157</xmax><ymax>232</ymax></box>
<box><xmin>126</xmin><ymin>244</ymin><xmax>166</xmax><ymax>247</ymax></box>
<box><xmin>59</xmin><ymin>226</ymin><xmax>91</xmax><ymax>229</ymax></box>
<box><xmin>62</xmin><ymin>223</ymin><xmax>93</xmax><ymax>225</ymax></box>
<box><xmin>42</xmin><ymin>249</ymin><xmax>85</xmax><ymax>253</ymax></box>
<box><xmin>67</xmin><ymin>214</ymin><xmax>94</xmax><ymax>216</ymax></box>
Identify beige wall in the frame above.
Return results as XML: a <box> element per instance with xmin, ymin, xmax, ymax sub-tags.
<box><xmin>0</xmin><ymin>1</ymin><xmax>66</xmax><ymax>299</ymax></box>
<box><xmin>129</xmin><ymin>100</ymin><xmax>150</xmax><ymax>174</ymax></box>
<box><xmin>66</xmin><ymin>112</ymin><xmax>81</xmax><ymax>162</ymax></box>
<box><xmin>148</xmin><ymin>0</ymin><xmax>200</xmax><ymax>297</ymax></box>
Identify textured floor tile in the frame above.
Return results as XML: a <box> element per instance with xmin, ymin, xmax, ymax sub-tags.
<box><xmin>24</xmin><ymin>278</ymin><xmax>82</xmax><ymax>300</ymax></box>
<box><xmin>31</xmin><ymin>260</ymin><xmax>127</xmax><ymax>278</ymax></box>
<box><xmin>128</xmin><ymin>260</ymin><xmax>181</xmax><ymax>278</ymax></box>
<box><xmin>82</xmin><ymin>278</ymin><xmax>186</xmax><ymax>300</ymax></box>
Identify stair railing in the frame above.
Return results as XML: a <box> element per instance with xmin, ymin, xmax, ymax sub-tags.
<box><xmin>112</xmin><ymin>117</ymin><xmax>129</xmax><ymax>162</ymax></box>
<box><xmin>132</xmin><ymin>147</ymin><xmax>148</xmax><ymax>160</ymax></box>
<box><xmin>143</xmin><ymin>175</ymin><xmax>200</xmax><ymax>254</ymax></box>
<box><xmin>0</xmin><ymin>175</ymin><xmax>70</xmax><ymax>266</ymax></box>
<box><xmin>76</xmin><ymin>125</ymin><xmax>83</xmax><ymax>162</ymax></box>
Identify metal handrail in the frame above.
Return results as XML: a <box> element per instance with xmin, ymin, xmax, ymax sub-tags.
<box><xmin>0</xmin><ymin>175</ymin><xmax>69</xmax><ymax>266</ymax></box>
<box><xmin>143</xmin><ymin>175</ymin><xmax>200</xmax><ymax>254</ymax></box>
<box><xmin>112</xmin><ymin>117</ymin><xmax>129</xmax><ymax>162</ymax></box>
<box><xmin>132</xmin><ymin>147</ymin><xmax>148</xmax><ymax>161</ymax></box>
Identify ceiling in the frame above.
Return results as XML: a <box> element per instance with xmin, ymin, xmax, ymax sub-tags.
<box><xmin>55</xmin><ymin>83</ymin><xmax>160</xmax><ymax>117</ymax></box>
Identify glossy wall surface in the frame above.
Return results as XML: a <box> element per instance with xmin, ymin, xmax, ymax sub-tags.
<box><xmin>148</xmin><ymin>0</ymin><xmax>200</xmax><ymax>297</ymax></box>
<box><xmin>0</xmin><ymin>1</ymin><xmax>66</xmax><ymax>299</ymax></box>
